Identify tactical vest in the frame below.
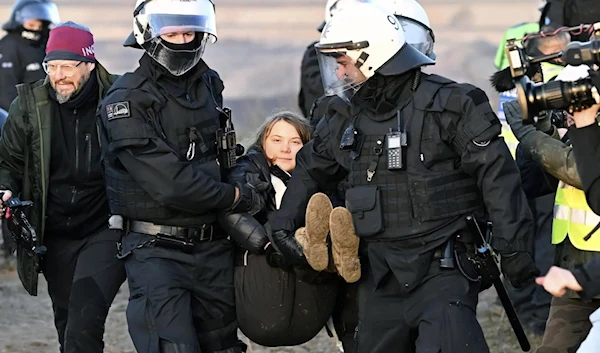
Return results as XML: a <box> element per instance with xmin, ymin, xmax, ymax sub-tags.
<box><xmin>345</xmin><ymin>74</ymin><xmax>485</xmax><ymax>242</ymax></box>
<box><xmin>552</xmin><ymin>180</ymin><xmax>600</xmax><ymax>251</ymax></box>
<box><xmin>101</xmin><ymin>70</ymin><xmax>223</xmax><ymax>227</ymax></box>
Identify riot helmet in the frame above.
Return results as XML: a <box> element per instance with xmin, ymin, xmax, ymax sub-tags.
<box><xmin>316</xmin><ymin>2</ymin><xmax>434</xmax><ymax>103</ymax></box>
<box><xmin>317</xmin><ymin>0</ymin><xmax>355</xmax><ymax>32</ymax></box>
<box><xmin>371</xmin><ymin>0</ymin><xmax>435</xmax><ymax>60</ymax></box>
<box><xmin>125</xmin><ymin>0</ymin><xmax>217</xmax><ymax>76</ymax></box>
<box><xmin>2</xmin><ymin>0</ymin><xmax>60</xmax><ymax>32</ymax></box>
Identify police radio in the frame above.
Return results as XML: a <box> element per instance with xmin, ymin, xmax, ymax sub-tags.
<box><xmin>215</xmin><ymin>107</ymin><xmax>244</xmax><ymax>172</ymax></box>
<box><xmin>386</xmin><ymin>111</ymin><xmax>407</xmax><ymax>170</ymax></box>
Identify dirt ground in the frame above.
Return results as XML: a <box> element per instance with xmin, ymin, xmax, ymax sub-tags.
<box><xmin>0</xmin><ymin>0</ymin><xmax>548</xmax><ymax>352</ymax></box>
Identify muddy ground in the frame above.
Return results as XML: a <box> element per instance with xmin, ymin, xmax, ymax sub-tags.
<box><xmin>0</xmin><ymin>0</ymin><xmax>548</xmax><ymax>352</ymax></box>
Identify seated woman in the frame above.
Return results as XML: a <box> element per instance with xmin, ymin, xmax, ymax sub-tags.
<box><xmin>219</xmin><ymin>111</ymin><xmax>360</xmax><ymax>348</ymax></box>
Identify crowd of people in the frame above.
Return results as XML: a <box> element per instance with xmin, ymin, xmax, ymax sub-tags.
<box><xmin>1</xmin><ymin>0</ymin><xmax>600</xmax><ymax>352</ymax></box>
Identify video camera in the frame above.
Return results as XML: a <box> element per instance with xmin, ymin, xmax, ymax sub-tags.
<box><xmin>505</xmin><ymin>23</ymin><xmax>600</xmax><ymax>123</ymax></box>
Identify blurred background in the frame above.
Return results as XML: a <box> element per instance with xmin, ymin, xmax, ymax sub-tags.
<box><xmin>0</xmin><ymin>0</ymin><xmax>544</xmax><ymax>352</ymax></box>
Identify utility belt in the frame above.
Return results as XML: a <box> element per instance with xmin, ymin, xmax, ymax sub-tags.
<box><xmin>117</xmin><ymin>220</ymin><xmax>227</xmax><ymax>257</ymax></box>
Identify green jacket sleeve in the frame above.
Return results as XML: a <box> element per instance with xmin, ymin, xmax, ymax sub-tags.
<box><xmin>0</xmin><ymin>97</ymin><xmax>27</xmax><ymax>195</ymax></box>
<box><xmin>520</xmin><ymin>130</ymin><xmax>582</xmax><ymax>189</ymax></box>
<box><xmin>503</xmin><ymin>99</ymin><xmax>582</xmax><ymax>189</ymax></box>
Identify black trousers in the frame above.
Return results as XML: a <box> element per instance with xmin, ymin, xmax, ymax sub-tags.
<box><xmin>122</xmin><ymin>232</ymin><xmax>245</xmax><ymax>353</ymax></box>
<box><xmin>43</xmin><ymin>227</ymin><xmax>126</xmax><ymax>353</ymax></box>
<box><xmin>332</xmin><ymin>280</ymin><xmax>359</xmax><ymax>353</ymax></box>
<box><xmin>355</xmin><ymin>260</ymin><xmax>489</xmax><ymax>353</ymax></box>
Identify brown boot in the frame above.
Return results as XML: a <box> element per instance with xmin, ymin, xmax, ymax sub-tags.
<box><xmin>294</xmin><ymin>227</ymin><xmax>307</xmax><ymax>249</ymax></box>
<box><xmin>302</xmin><ymin>192</ymin><xmax>333</xmax><ymax>271</ymax></box>
<box><xmin>329</xmin><ymin>207</ymin><xmax>361</xmax><ymax>283</ymax></box>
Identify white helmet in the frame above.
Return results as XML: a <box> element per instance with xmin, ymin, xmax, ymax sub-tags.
<box><xmin>124</xmin><ymin>0</ymin><xmax>217</xmax><ymax>76</ymax></box>
<box><xmin>317</xmin><ymin>0</ymin><xmax>356</xmax><ymax>31</ymax></box>
<box><xmin>316</xmin><ymin>2</ymin><xmax>434</xmax><ymax>102</ymax></box>
<box><xmin>370</xmin><ymin>0</ymin><xmax>435</xmax><ymax>59</ymax></box>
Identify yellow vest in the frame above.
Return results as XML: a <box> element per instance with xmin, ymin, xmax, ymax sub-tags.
<box><xmin>552</xmin><ymin>180</ymin><xmax>600</xmax><ymax>251</ymax></box>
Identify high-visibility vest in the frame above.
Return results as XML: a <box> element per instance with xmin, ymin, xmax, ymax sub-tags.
<box><xmin>552</xmin><ymin>180</ymin><xmax>600</xmax><ymax>251</ymax></box>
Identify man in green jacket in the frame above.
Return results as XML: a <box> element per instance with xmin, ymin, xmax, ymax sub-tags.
<box><xmin>0</xmin><ymin>22</ymin><xmax>125</xmax><ymax>353</ymax></box>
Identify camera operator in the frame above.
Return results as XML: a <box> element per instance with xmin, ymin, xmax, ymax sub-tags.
<box><xmin>504</xmin><ymin>64</ymin><xmax>600</xmax><ymax>353</ymax></box>
<box><xmin>530</xmin><ymin>81</ymin><xmax>600</xmax><ymax>353</ymax></box>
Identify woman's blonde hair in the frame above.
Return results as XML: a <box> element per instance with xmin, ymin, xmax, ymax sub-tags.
<box><xmin>251</xmin><ymin>111</ymin><xmax>312</xmax><ymax>152</ymax></box>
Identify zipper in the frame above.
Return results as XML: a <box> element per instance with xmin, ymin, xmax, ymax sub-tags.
<box><xmin>85</xmin><ymin>133</ymin><xmax>91</xmax><ymax>176</ymax></box>
<box><xmin>65</xmin><ymin>186</ymin><xmax>76</xmax><ymax>227</ymax></box>
<box><xmin>35</xmin><ymin>104</ymin><xmax>47</xmax><ymax>239</ymax></box>
<box><xmin>74</xmin><ymin>111</ymin><xmax>80</xmax><ymax>175</ymax></box>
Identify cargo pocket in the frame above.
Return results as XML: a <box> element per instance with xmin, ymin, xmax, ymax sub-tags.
<box><xmin>125</xmin><ymin>287</ymin><xmax>160</xmax><ymax>353</ymax></box>
<box><xmin>440</xmin><ymin>282</ymin><xmax>488</xmax><ymax>353</ymax></box>
<box><xmin>345</xmin><ymin>186</ymin><xmax>384</xmax><ymax>237</ymax></box>
<box><xmin>124</xmin><ymin>256</ymin><xmax>160</xmax><ymax>353</ymax></box>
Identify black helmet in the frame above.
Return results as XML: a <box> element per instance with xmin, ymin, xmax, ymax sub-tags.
<box><xmin>2</xmin><ymin>0</ymin><xmax>60</xmax><ymax>32</ymax></box>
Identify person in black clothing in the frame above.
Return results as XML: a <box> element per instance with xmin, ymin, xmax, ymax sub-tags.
<box><xmin>97</xmin><ymin>1</ymin><xmax>261</xmax><ymax>352</ymax></box>
<box><xmin>0</xmin><ymin>0</ymin><xmax>60</xmax><ymax>111</ymax></box>
<box><xmin>0</xmin><ymin>21</ymin><xmax>124</xmax><ymax>353</ymax></box>
<box><xmin>271</xmin><ymin>3</ymin><xmax>539</xmax><ymax>352</ymax></box>
<box><xmin>220</xmin><ymin>111</ymin><xmax>346</xmax><ymax>349</ymax></box>
<box><xmin>298</xmin><ymin>0</ymin><xmax>353</xmax><ymax>121</ymax></box>
<box><xmin>543</xmin><ymin>0</ymin><xmax>600</xmax><ymax>41</ymax></box>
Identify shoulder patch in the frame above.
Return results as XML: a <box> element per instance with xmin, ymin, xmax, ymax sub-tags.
<box><xmin>106</xmin><ymin>101</ymin><xmax>130</xmax><ymax>120</ymax></box>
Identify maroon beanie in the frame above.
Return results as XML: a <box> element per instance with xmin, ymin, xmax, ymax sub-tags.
<box><xmin>44</xmin><ymin>21</ymin><xmax>96</xmax><ymax>62</ymax></box>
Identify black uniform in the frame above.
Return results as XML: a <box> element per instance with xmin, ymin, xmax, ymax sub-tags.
<box><xmin>272</xmin><ymin>70</ymin><xmax>535</xmax><ymax>353</ymax></box>
<box><xmin>97</xmin><ymin>54</ymin><xmax>245</xmax><ymax>353</ymax></box>
<box><xmin>0</xmin><ymin>31</ymin><xmax>46</xmax><ymax>111</ymax></box>
<box><xmin>298</xmin><ymin>41</ymin><xmax>324</xmax><ymax>120</ymax></box>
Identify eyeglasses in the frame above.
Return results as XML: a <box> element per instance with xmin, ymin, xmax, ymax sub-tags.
<box><xmin>42</xmin><ymin>61</ymin><xmax>83</xmax><ymax>77</ymax></box>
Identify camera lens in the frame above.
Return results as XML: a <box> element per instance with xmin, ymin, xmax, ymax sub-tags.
<box><xmin>519</xmin><ymin>78</ymin><xmax>597</xmax><ymax>121</ymax></box>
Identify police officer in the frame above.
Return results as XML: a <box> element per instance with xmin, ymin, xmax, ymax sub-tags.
<box><xmin>271</xmin><ymin>3</ymin><xmax>539</xmax><ymax>352</ymax></box>
<box><xmin>0</xmin><ymin>0</ymin><xmax>60</xmax><ymax>111</ymax></box>
<box><xmin>298</xmin><ymin>0</ymin><xmax>352</xmax><ymax>120</ymax></box>
<box><xmin>97</xmin><ymin>1</ymin><xmax>263</xmax><ymax>352</ymax></box>
<box><xmin>307</xmin><ymin>0</ymin><xmax>437</xmax><ymax>129</ymax></box>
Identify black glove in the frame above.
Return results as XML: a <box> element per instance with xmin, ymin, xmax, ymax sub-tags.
<box><xmin>500</xmin><ymin>251</ymin><xmax>540</xmax><ymax>288</ymax></box>
<box><xmin>265</xmin><ymin>243</ymin><xmax>291</xmax><ymax>270</ymax></box>
<box><xmin>229</xmin><ymin>180</ymin><xmax>270</xmax><ymax>216</ymax></box>
<box><xmin>271</xmin><ymin>229</ymin><xmax>308</xmax><ymax>267</ymax></box>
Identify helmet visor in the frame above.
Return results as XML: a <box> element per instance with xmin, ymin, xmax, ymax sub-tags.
<box><xmin>17</xmin><ymin>2</ymin><xmax>60</xmax><ymax>25</ymax></box>
<box><xmin>317</xmin><ymin>50</ymin><xmax>366</xmax><ymax>103</ymax></box>
<box><xmin>145</xmin><ymin>35</ymin><xmax>208</xmax><ymax>76</ymax></box>
<box><xmin>399</xmin><ymin>17</ymin><xmax>434</xmax><ymax>57</ymax></box>
<box><xmin>144</xmin><ymin>14</ymin><xmax>216</xmax><ymax>43</ymax></box>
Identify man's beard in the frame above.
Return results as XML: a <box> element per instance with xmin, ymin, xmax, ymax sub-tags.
<box><xmin>53</xmin><ymin>71</ymin><xmax>91</xmax><ymax>104</ymax></box>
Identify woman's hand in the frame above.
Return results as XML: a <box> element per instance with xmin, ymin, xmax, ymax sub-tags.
<box><xmin>535</xmin><ymin>266</ymin><xmax>583</xmax><ymax>297</ymax></box>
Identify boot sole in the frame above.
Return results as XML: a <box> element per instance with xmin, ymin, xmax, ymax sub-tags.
<box><xmin>304</xmin><ymin>193</ymin><xmax>333</xmax><ymax>271</ymax></box>
<box><xmin>330</xmin><ymin>207</ymin><xmax>361</xmax><ymax>283</ymax></box>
